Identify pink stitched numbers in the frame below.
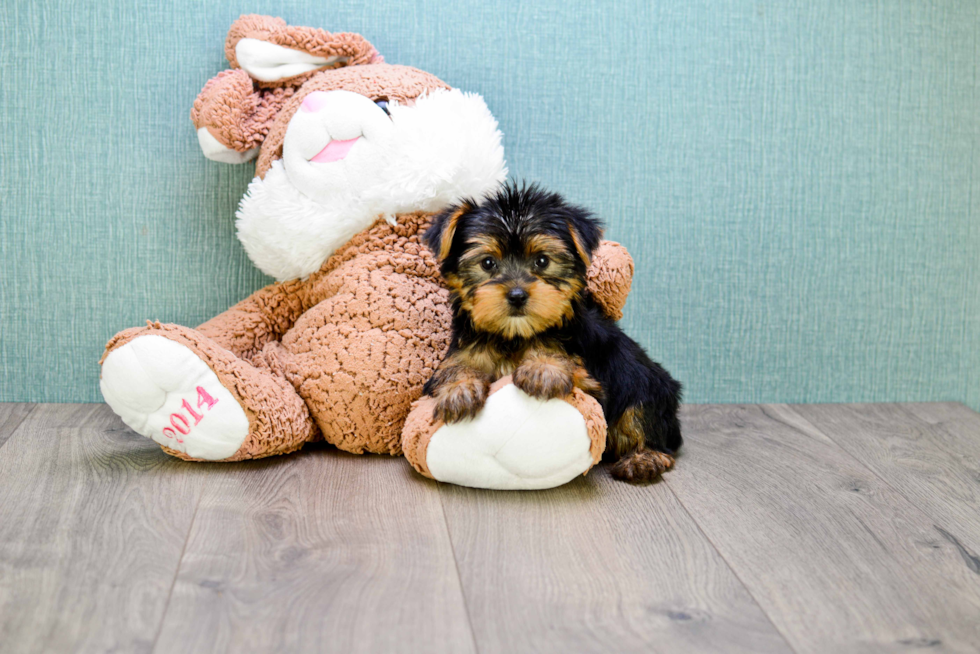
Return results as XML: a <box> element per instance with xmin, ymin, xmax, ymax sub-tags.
<box><xmin>161</xmin><ymin>386</ymin><xmax>219</xmax><ymax>444</ymax></box>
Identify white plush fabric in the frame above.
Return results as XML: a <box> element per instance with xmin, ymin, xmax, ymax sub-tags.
<box><xmin>197</xmin><ymin>127</ymin><xmax>259</xmax><ymax>164</ymax></box>
<box><xmin>235</xmin><ymin>88</ymin><xmax>507</xmax><ymax>281</ymax></box>
<box><xmin>235</xmin><ymin>38</ymin><xmax>344</xmax><ymax>82</ymax></box>
<box><xmin>425</xmin><ymin>384</ymin><xmax>594</xmax><ymax>490</ymax></box>
<box><xmin>100</xmin><ymin>335</ymin><xmax>249</xmax><ymax>460</ymax></box>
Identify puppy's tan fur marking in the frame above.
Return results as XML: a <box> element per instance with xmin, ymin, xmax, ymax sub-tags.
<box><xmin>455</xmin><ymin>341</ymin><xmax>508</xmax><ymax>375</ymax></box>
<box><xmin>427</xmin><ymin>355</ymin><xmax>493</xmax><ymax>423</ymax></box>
<box><xmin>525</xmin><ymin>233</ymin><xmax>567</xmax><ymax>259</ymax></box>
<box><xmin>610</xmin><ymin>449</ymin><xmax>674</xmax><ymax>483</ymax></box>
<box><xmin>607</xmin><ymin>406</ymin><xmax>674</xmax><ymax>483</ymax></box>
<box><xmin>567</xmin><ymin>220</ymin><xmax>594</xmax><ymax>267</ymax></box>
<box><xmin>522</xmin><ymin>279</ymin><xmax>577</xmax><ymax>332</ymax></box>
<box><xmin>513</xmin><ymin>349</ymin><xmax>598</xmax><ymax>401</ymax></box>
<box><xmin>571</xmin><ymin>363</ymin><xmax>602</xmax><ymax>397</ymax></box>
<box><xmin>465</xmin><ymin>235</ymin><xmax>504</xmax><ymax>261</ymax></box>
<box><xmin>442</xmin><ymin>272</ymin><xmax>463</xmax><ymax>293</ymax></box>
<box><xmin>438</xmin><ymin>203</ymin><xmax>471</xmax><ymax>261</ymax></box>
<box><xmin>468</xmin><ymin>284</ymin><xmax>516</xmax><ymax>335</ymax></box>
<box><xmin>466</xmin><ymin>279</ymin><xmax>581</xmax><ymax>340</ymax></box>
<box><xmin>607</xmin><ymin>405</ymin><xmax>646</xmax><ymax>459</ymax></box>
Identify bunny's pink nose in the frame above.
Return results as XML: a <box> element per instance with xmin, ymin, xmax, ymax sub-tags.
<box><xmin>300</xmin><ymin>92</ymin><xmax>331</xmax><ymax>113</ymax></box>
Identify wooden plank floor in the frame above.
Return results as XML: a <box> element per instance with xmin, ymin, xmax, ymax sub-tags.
<box><xmin>1</xmin><ymin>402</ymin><xmax>979</xmax><ymax>653</ymax></box>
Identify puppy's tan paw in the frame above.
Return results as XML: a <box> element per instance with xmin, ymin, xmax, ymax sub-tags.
<box><xmin>432</xmin><ymin>378</ymin><xmax>490</xmax><ymax>423</ymax></box>
<box><xmin>513</xmin><ymin>360</ymin><xmax>574</xmax><ymax>400</ymax></box>
<box><xmin>610</xmin><ymin>450</ymin><xmax>675</xmax><ymax>484</ymax></box>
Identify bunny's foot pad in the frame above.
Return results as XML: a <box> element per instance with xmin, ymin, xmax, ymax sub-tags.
<box><xmin>100</xmin><ymin>335</ymin><xmax>249</xmax><ymax>460</ymax></box>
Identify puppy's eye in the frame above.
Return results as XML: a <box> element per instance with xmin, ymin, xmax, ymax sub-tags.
<box><xmin>375</xmin><ymin>99</ymin><xmax>390</xmax><ymax>116</ymax></box>
<box><xmin>534</xmin><ymin>255</ymin><xmax>549</xmax><ymax>269</ymax></box>
<box><xmin>480</xmin><ymin>257</ymin><xmax>497</xmax><ymax>272</ymax></box>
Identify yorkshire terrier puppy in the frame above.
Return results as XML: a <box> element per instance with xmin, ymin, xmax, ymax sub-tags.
<box><xmin>422</xmin><ymin>183</ymin><xmax>682</xmax><ymax>483</ymax></box>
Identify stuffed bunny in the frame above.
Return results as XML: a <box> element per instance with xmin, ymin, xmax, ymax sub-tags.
<box><xmin>99</xmin><ymin>15</ymin><xmax>635</xmax><ymax>490</ymax></box>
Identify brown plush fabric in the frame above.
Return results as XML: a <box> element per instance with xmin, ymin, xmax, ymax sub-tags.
<box><xmin>401</xmin><ymin>396</ymin><xmax>438</xmax><ymax>478</ymax></box>
<box><xmin>565</xmin><ymin>386</ymin><xmax>607</xmax><ymax>466</ymax></box>
<box><xmin>254</xmin><ymin>64</ymin><xmax>451</xmax><ymax>178</ymax></box>
<box><xmin>401</xmin><ymin>375</ymin><xmax>607</xmax><ymax>480</ymax></box>
<box><xmin>196</xmin><ymin>270</ymin><xmax>309</xmax><ymax>361</ymax></box>
<box><xmin>587</xmin><ymin>241</ymin><xmax>634</xmax><ymax>322</ymax></box>
<box><xmin>189</xmin><ymin>213</ymin><xmax>449</xmax><ymax>456</ymax></box>
<box><xmin>191</xmin><ymin>69</ymin><xmax>297</xmax><ymax>154</ymax></box>
<box><xmin>281</xmin><ymin>214</ymin><xmax>452</xmax><ymax>454</ymax></box>
<box><xmin>224</xmin><ymin>14</ymin><xmax>383</xmax><ymax>87</ymax></box>
<box><xmin>191</xmin><ymin>63</ymin><xmax>444</xmax><ymax>160</ymax></box>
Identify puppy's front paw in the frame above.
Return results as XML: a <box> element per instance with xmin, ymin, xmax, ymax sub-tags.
<box><xmin>513</xmin><ymin>359</ymin><xmax>574</xmax><ymax>400</ymax></box>
<box><xmin>432</xmin><ymin>378</ymin><xmax>490</xmax><ymax>423</ymax></box>
<box><xmin>610</xmin><ymin>450</ymin><xmax>675</xmax><ymax>484</ymax></box>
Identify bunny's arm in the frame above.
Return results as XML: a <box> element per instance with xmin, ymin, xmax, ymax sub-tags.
<box><xmin>195</xmin><ymin>277</ymin><xmax>314</xmax><ymax>361</ymax></box>
<box><xmin>194</xmin><ymin>211</ymin><xmax>426</xmax><ymax>361</ymax></box>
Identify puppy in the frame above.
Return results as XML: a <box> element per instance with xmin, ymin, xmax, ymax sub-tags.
<box><xmin>422</xmin><ymin>183</ymin><xmax>682</xmax><ymax>483</ymax></box>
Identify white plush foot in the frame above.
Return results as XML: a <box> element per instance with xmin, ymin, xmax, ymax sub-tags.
<box><xmin>100</xmin><ymin>335</ymin><xmax>249</xmax><ymax>460</ymax></box>
<box><xmin>424</xmin><ymin>383</ymin><xmax>594</xmax><ymax>490</ymax></box>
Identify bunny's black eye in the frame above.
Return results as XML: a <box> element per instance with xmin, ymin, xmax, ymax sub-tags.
<box><xmin>480</xmin><ymin>257</ymin><xmax>497</xmax><ymax>272</ymax></box>
<box><xmin>375</xmin><ymin>99</ymin><xmax>390</xmax><ymax>116</ymax></box>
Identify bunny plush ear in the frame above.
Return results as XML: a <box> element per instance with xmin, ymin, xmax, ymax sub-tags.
<box><xmin>192</xmin><ymin>15</ymin><xmax>383</xmax><ymax>163</ymax></box>
<box><xmin>225</xmin><ymin>14</ymin><xmax>382</xmax><ymax>86</ymax></box>
<box><xmin>191</xmin><ymin>69</ymin><xmax>294</xmax><ymax>163</ymax></box>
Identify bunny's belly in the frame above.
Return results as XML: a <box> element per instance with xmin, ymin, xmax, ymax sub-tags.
<box><xmin>280</xmin><ymin>252</ymin><xmax>452</xmax><ymax>454</ymax></box>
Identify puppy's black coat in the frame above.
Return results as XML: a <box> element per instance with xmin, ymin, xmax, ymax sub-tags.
<box><xmin>565</xmin><ymin>301</ymin><xmax>683</xmax><ymax>456</ymax></box>
<box><xmin>423</xmin><ymin>182</ymin><xmax>682</xmax><ymax>483</ymax></box>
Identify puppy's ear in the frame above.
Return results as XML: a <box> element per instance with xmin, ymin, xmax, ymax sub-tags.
<box><xmin>565</xmin><ymin>206</ymin><xmax>604</xmax><ymax>268</ymax></box>
<box><xmin>424</xmin><ymin>201</ymin><xmax>472</xmax><ymax>262</ymax></box>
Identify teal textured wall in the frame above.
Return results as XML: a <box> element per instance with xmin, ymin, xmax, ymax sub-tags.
<box><xmin>1</xmin><ymin>1</ymin><xmax>978</xmax><ymax>407</ymax></box>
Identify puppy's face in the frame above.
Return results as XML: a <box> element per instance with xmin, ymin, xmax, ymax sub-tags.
<box><xmin>425</xmin><ymin>184</ymin><xmax>603</xmax><ymax>339</ymax></box>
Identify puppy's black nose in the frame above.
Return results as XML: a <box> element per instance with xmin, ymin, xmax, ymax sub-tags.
<box><xmin>506</xmin><ymin>287</ymin><xmax>529</xmax><ymax>308</ymax></box>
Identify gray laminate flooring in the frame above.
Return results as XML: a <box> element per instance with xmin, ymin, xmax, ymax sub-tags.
<box><xmin>1</xmin><ymin>402</ymin><xmax>979</xmax><ymax>653</ymax></box>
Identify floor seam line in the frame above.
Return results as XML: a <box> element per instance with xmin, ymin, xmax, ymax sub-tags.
<box><xmin>151</xmin><ymin>481</ymin><xmax>205</xmax><ymax>654</ymax></box>
<box><xmin>437</xmin><ymin>490</ymin><xmax>481</xmax><ymax>654</ymax></box>
<box><xmin>0</xmin><ymin>403</ymin><xmax>40</xmax><ymax>452</ymax></box>
<box><xmin>663</xmin><ymin>476</ymin><xmax>802</xmax><ymax>654</ymax></box>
